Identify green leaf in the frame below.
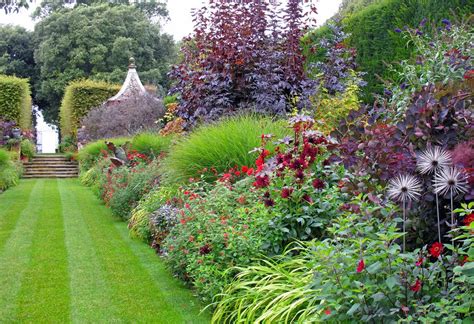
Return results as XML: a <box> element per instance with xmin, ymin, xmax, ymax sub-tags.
<box><xmin>366</xmin><ymin>261</ymin><xmax>382</xmax><ymax>274</ymax></box>
<box><xmin>385</xmin><ymin>276</ymin><xmax>398</xmax><ymax>290</ymax></box>
<box><xmin>347</xmin><ymin>303</ymin><xmax>360</xmax><ymax>316</ymax></box>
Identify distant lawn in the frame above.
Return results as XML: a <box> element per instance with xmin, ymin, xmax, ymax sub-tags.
<box><xmin>0</xmin><ymin>179</ymin><xmax>210</xmax><ymax>323</ymax></box>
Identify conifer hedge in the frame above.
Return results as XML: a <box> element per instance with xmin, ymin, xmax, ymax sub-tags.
<box><xmin>0</xmin><ymin>75</ymin><xmax>32</xmax><ymax>129</ymax></box>
<box><xmin>60</xmin><ymin>80</ymin><xmax>120</xmax><ymax>136</ymax></box>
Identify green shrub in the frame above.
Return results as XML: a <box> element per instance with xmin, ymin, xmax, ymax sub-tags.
<box><xmin>60</xmin><ymin>79</ymin><xmax>120</xmax><ymax>137</ymax></box>
<box><xmin>77</xmin><ymin>137</ymin><xmax>129</xmax><ymax>172</ymax></box>
<box><xmin>0</xmin><ymin>148</ymin><xmax>21</xmax><ymax>191</ymax></box>
<box><xmin>109</xmin><ymin>161</ymin><xmax>161</xmax><ymax>219</ymax></box>
<box><xmin>20</xmin><ymin>139</ymin><xmax>35</xmax><ymax>160</ymax></box>
<box><xmin>163</xmin><ymin>176</ymin><xmax>270</xmax><ymax>303</ymax></box>
<box><xmin>0</xmin><ymin>74</ymin><xmax>32</xmax><ymax>129</ymax></box>
<box><xmin>160</xmin><ymin>115</ymin><xmax>289</xmax><ymax>184</ymax></box>
<box><xmin>131</xmin><ymin>133</ymin><xmax>173</xmax><ymax>158</ymax></box>
<box><xmin>129</xmin><ymin>184</ymin><xmax>180</xmax><ymax>242</ymax></box>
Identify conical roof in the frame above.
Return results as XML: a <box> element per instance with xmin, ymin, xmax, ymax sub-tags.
<box><xmin>107</xmin><ymin>57</ymin><xmax>147</xmax><ymax>104</ymax></box>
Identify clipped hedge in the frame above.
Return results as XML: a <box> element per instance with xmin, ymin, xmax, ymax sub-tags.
<box><xmin>0</xmin><ymin>75</ymin><xmax>32</xmax><ymax>129</ymax></box>
<box><xmin>60</xmin><ymin>79</ymin><xmax>120</xmax><ymax>136</ymax></box>
<box><xmin>343</xmin><ymin>0</ymin><xmax>473</xmax><ymax>99</ymax></box>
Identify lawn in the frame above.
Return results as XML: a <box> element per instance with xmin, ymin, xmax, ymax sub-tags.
<box><xmin>0</xmin><ymin>179</ymin><xmax>210</xmax><ymax>323</ymax></box>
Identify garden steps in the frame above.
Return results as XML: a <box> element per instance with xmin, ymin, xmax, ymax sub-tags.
<box><xmin>22</xmin><ymin>155</ymin><xmax>78</xmax><ymax>178</ymax></box>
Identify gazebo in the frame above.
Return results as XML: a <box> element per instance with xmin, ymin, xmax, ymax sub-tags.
<box><xmin>105</xmin><ymin>57</ymin><xmax>149</xmax><ymax>106</ymax></box>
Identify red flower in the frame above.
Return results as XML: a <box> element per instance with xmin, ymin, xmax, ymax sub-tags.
<box><xmin>256</xmin><ymin>156</ymin><xmax>265</xmax><ymax>167</ymax></box>
<box><xmin>429</xmin><ymin>242</ymin><xmax>444</xmax><ymax>258</ymax></box>
<box><xmin>185</xmin><ymin>203</ymin><xmax>191</xmax><ymax>209</ymax></box>
<box><xmin>324</xmin><ymin>308</ymin><xmax>331</xmax><ymax>315</ymax></box>
<box><xmin>312</xmin><ymin>178</ymin><xmax>325</xmax><ymax>190</ymax></box>
<box><xmin>302</xmin><ymin>194</ymin><xmax>313</xmax><ymax>204</ymax></box>
<box><xmin>199</xmin><ymin>244</ymin><xmax>212</xmax><ymax>255</ymax></box>
<box><xmin>262</xmin><ymin>149</ymin><xmax>270</xmax><ymax>158</ymax></box>
<box><xmin>234</xmin><ymin>170</ymin><xmax>241</xmax><ymax>176</ymax></box>
<box><xmin>247</xmin><ymin>168</ymin><xmax>254</xmax><ymax>176</ymax></box>
<box><xmin>463</xmin><ymin>213</ymin><xmax>474</xmax><ymax>226</ymax></box>
<box><xmin>253</xmin><ymin>175</ymin><xmax>270</xmax><ymax>188</ymax></box>
<box><xmin>281</xmin><ymin>187</ymin><xmax>294</xmax><ymax>199</ymax></box>
<box><xmin>415</xmin><ymin>257</ymin><xmax>424</xmax><ymax>267</ymax></box>
<box><xmin>464</xmin><ymin>69</ymin><xmax>474</xmax><ymax>80</ymax></box>
<box><xmin>356</xmin><ymin>259</ymin><xmax>365</xmax><ymax>273</ymax></box>
<box><xmin>241</xmin><ymin>166</ymin><xmax>249</xmax><ymax>173</ymax></box>
<box><xmin>264</xmin><ymin>198</ymin><xmax>275</xmax><ymax>207</ymax></box>
<box><xmin>410</xmin><ymin>279</ymin><xmax>422</xmax><ymax>292</ymax></box>
<box><xmin>188</xmin><ymin>235</ymin><xmax>195</xmax><ymax>242</ymax></box>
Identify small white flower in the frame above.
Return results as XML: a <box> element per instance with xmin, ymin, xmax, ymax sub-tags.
<box><xmin>433</xmin><ymin>167</ymin><xmax>468</xmax><ymax>197</ymax></box>
<box><xmin>416</xmin><ymin>146</ymin><xmax>452</xmax><ymax>175</ymax></box>
<box><xmin>387</xmin><ymin>174</ymin><xmax>423</xmax><ymax>202</ymax></box>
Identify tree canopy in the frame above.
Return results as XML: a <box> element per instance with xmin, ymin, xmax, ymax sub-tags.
<box><xmin>32</xmin><ymin>3</ymin><xmax>176</xmax><ymax>123</ymax></box>
<box><xmin>0</xmin><ymin>25</ymin><xmax>35</xmax><ymax>80</ymax></box>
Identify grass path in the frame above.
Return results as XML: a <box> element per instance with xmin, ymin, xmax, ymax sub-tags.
<box><xmin>0</xmin><ymin>179</ymin><xmax>210</xmax><ymax>323</ymax></box>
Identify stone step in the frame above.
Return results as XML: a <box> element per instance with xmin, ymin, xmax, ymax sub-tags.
<box><xmin>23</xmin><ymin>172</ymin><xmax>79</xmax><ymax>177</ymax></box>
<box><xmin>24</xmin><ymin>163</ymin><xmax>78</xmax><ymax>168</ymax></box>
<box><xmin>22</xmin><ymin>174</ymin><xmax>78</xmax><ymax>179</ymax></box>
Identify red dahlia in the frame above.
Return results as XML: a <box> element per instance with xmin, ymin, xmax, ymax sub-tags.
<box><xmin>429</xmin><ymin>242</ymin><xmax>444</xmax><ymax>258</ymax></box>
<box><xmin>410</xmin><ymin>279</ymin><xmax>422</xmax><ymax>292</ymax></box>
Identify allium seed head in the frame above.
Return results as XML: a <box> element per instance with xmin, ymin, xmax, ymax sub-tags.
<box><xmin>387</xmin><ymin>174</ymin><xmax>422</xmax><ymax>202</ymax></box>
<box><xmin>416</xmin><ymin>146</ymin><xmax>452</xmax><ymax>175</ymax></box>
<box><xmin>433</xmin><ymin>167</ymin><xmax>468</xmax><ymax>197</ymax></box>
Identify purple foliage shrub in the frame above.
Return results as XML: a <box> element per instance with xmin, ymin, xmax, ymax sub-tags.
<box><xmin>169</xmin><ymin>0</ymin><xmax>317</xmax><ymax>127</ymax></box>
<box><xmin>78</xmin><ymin>95</ymin><xmax>165</xmax><ymax>144</ymax></box>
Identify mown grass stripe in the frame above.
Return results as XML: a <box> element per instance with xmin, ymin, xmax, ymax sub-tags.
<box><xmin>15</xmin><ymin>179</ymin><xmax>71</xmax><ymax>323</ymax></box>
<box><xmin>114</xmin><ymin>223</ymin><xmax>210</xmax><ymax>323</ymax></box>
<box><xmin>0</xmin><ymin>179</ymin><xmax>36</xmax><ymax>251</ymax></box>
<box><xmin>62</xmin><ymin>179</ymin><xmax>209</xmax><ymax>323</ymax></box>
<box><xmin>58</xmin><ymin>179</ymin><xmax>122</xmax><ymax>323</ymax></box>
<box><xmin>0</xmin><ymin>180</ymin><xmax>43</xmax><ymax>321</ymax></box>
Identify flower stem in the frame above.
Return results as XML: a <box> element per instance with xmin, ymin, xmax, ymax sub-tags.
<box><xmin>450</xmin><ymin>190</ymin><xmax>454</xmax><ymax>247</ymax></box>
<box><xmin>403</xmin><ymin>200</ymin><xmax>406</xmax><ymax>253</ymax></box>
<box><xmin>436</xmin><ymin>193</ymin><xmax>441</xmax><ymax>242</ymax></box>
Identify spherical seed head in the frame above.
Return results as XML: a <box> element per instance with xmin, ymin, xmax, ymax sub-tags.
<box><xmin>387</xmin><ymin>174</ymin><xmax>423</xmax><ymax>202</ymax></box>
<box><xmin>433</xmin><ymin>167</ymin><xmax>468</xmax><ymax>197</ymax></box>
<box><xmin>417</xmin><ymin>146</ymin><xmax>452</xmax><ymax>175</ymax></box>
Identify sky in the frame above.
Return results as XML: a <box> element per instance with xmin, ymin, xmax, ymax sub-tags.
<box><xmin>0</xmin><ymin>0</ymin><xmax>342</xmax><ymax>40</ymax></box>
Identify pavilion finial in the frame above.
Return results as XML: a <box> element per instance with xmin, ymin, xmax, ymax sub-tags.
<box><xmin>128</xmin><ymin>57</ymin><xmax>136</xmax><ymax>69</ymax></box>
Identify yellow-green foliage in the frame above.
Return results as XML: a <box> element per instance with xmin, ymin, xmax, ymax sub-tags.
<box><xmin>313</xmin><ymin>81</ymin><xmax>360</xmax><ymax>134</ymax></box>
<box><xmin>0</xmin><ymin>74</ymin><xmax>32</xmax><ymax>129</ymax></box>
<box><xmin>60</xmin><ymin>79</ymin><xmax>120</xmax><ymax>136</ymax></box>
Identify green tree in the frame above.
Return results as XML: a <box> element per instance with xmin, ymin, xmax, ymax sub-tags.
<box><xmin>33</xmin><ymin>3</ymin><xmax>176</xmax><ymax>123</ymax></box>
<box><xmin>0</xmin><ymin>25</ymin><xmax>35</xmax><ymax>80</ymax></box>
<box><xmin>32</xmin><ymin>0</ymin><xmax>168</xmax><ymax>19</ymax></box>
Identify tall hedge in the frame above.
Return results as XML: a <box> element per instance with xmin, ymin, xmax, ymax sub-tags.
<box><xmin>60</xmin><ymin>79</ymin><xmax>120</xmax><ymax>136</ymax></box>
<box><xmin>306</xmin><ymin>0</ymin><xmax>474</xmax><ymax>101</ymax></box>
<box><xmin>343</xmin><ymin>0</ymin><xmax>473</xmax><ymax>99</ymax></box>
<box><xmin>0</xmin><ymin>74</ymin><xmax>32</xmax><ymax>129</ymax></box>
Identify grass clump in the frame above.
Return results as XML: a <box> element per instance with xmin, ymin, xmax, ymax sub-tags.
<box><xmin>131</xmin><ymin>133</ymin><xmax>173</xmax><ymax>158</ymax></box>
<box><xmin>161</xmin><ymin>115</ymin><xmax>289</xmax><ymax>184</ymax></box>
<box><xmin>77</xmin><ymin>137</ymin><xmax>129</xmax><ymax>172</ymax></box>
